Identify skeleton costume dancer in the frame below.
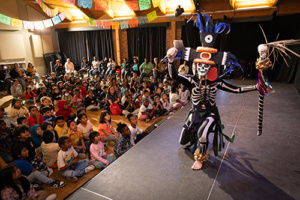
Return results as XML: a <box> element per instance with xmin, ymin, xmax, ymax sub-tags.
<box><xmin>166</xmin><ymin>13</ymin><xmax>257</xmax><ymax>170</ymax></box>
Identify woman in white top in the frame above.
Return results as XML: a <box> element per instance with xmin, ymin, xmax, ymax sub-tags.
<box><xmin>64</xmin><ymin>58</ymin><xmax>75</xmax><ymax>74</ymax></box>
<box><xmin>90</xmin><ymin>56</ymin><xmax>100</xmax><ymax>76</ymax></box>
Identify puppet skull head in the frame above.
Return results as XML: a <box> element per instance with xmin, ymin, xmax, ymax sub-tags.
<box><xmin>258</xmin><ymin>44</ymin><xmax>268</xmax><ymax>59</ymax></box>
<box><xmin>197</xmin><ymin>63</ymin><xmax>211</xmax><ymax>77</ymax></box>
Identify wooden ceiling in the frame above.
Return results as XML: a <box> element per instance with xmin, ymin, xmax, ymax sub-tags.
<box><xmin>22</xmin><ymin>0</ymin><xmax>300</xmax><ymax>29</ymax></box>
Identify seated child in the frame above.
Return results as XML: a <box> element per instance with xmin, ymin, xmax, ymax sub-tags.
<box><xmin>57</xmin><ymin>136</ymin><xmax>95</xmax><ymax>183</ymax></box>
<box><xmin>77</xmin><ymin>113</ymin><xmax>93</xmax><ymax>146</ymax></box>
<box><xmin>17</xmin><ymin>116</ymin><xmax>28</xmax><ymax>126</ymax></box>
<box><xmin>85</xmin><ymin>89</ymin><xmax>100</xmax><ymax>111</ymax></box>
<box><xmin>142</xmin><ymin>90</ymin><xmax>153</xmax><ymax>104</ymax></box>
<box><xmin>127</xmin><ymin>114</ymin><xmax>147</xmax><ymax>146</ymax></box>
<box><xmin>61</xmin><ymin>89</ymin><xmax>73</xmax><ymax>107</ymax></box>
<box><xmin>24</xmin><ymin>87</ymin><xmax>36</xmax><ymax>104</ymax></box>
<box><xmin>98</xmin><ymin>111</ymin><xmax>118</xmax><ymax>145</ymax></box>
<box><xmin>13</xmin><ymin>125</ymin><xmax>36</xmax><ymax>162</ymax></box>
<box><xmin>73</xmin><ymin>88</ymin><xmax>85</xmax><ymax>108</ymax></box>
<box><xmin>179</xmin><ymin>85</ymin><xmax>190</xmax><ymax>105</ymax></box>
<box><xmin>135</xmin><ymin>94</ymin><xmax>143</xmax><ymax>108</ymax></box>
<box><xmin>27</xmin><ymin>105</ymin><xmax>44</xmax><ymax>127</ymax></box>
<box><xmin>54</xmin><ymin>115</ymin><xmax>68</xmax><ymax>138</ymax></box>
<box><xmin>138</xmin><ymin>99</ymin><xmax>154</xmax><ymax>122</ymax></box>
<box><xmin>0</xmin><ymin>120</ymin><xmax>14</xmax><ymax>163</ymax></box>
<box><xmin>37</xmin><ymin>86</ymin><xmax>50</xmax><ymax>101</ymax></box>
<box><xmin>114</xmin><ymin>122</ymin><xmax>131</xmax><ymax>158</ymax></box>
<box><xmin>41</xmin><ymin>121</ymin><xmax>58</xmax><ymax>142</ymax></box>
<box><xmin>56</xmin><ymin>100</ymin><xmax>75</xmax><ymax>122</ymax></box>
<box><xmin>163</xmin><ymin>80</ymin><xmax>171</xmax><ymax>94</ymax></box>
<box><xmin>10</xmin><ymin>79</ymin><xmax>23</xmax><ymax>98</ymax></box>
<box><xmin>0</xmin><ymin>165</ymin><xmax>58</xmax><ymax>200</ymax></box>
<box><xmin>39</xmin><ymin>96</ymin><xmax>55</xmax><ymax>115</ymax></box>
<box><xmin>153</xmin><ymin>95</ymin><xmax>168</xmax><ymax>116</ymax></box>
<box><xmin>41</xmin><ymin>106</ymin><xmax>55</xmax><ymax>124</ymax></box>
<box><xmin>41</xmin><ymin>130</ymin><xmax>60</xmax><ymax>168</ymax></box>
<box><xmin>161</xmin><ymin>93</ymin><xmax>172</xmax><ymax>111</ymax></box>
<box><xmin>122</xmin><ymin>94</ymin><xmax>139</xmax><ymax>118</ymax></box>
<box><xmin>30</xmin><ymin>125</ymin><xmax>43</xmax><ymax>149</ymax></box>
<box><xmin>67</xmin><ymin>120</ymin><xmax>86</xmax><ymax>158</ymax></box>
<box><xmin>7</xmin><ymin>98</ymin><xmax>29</xmax><ymax>120</ymax></box>
<box><xmin>89</xmin><ymin>131</ymin><xmax>114</xmax><ymax>169</ymax></box>
<box><xmin>13</xmin><ymin>143</ymin><xmax>65</xmax><ymax>188</ymax></box>
<box><xmin>51</xmin><ymin>87</ymin><xmax>62</xmax><ymax>106</ymax></box>
<box><xmin>170</xmin><ymin>86</ymin><xmax>184</xmax><ymax>110</ymax></box>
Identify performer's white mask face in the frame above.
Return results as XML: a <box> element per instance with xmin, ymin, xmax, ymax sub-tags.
<box><xmin>258</xmin><ymin>44</ymin><xmax>268</xmax><ymax>59</ymax></box>
<box><xmin>197</xmin><ymin>64</ymin><xmax>211</xmax><ymax>77</ymax></box>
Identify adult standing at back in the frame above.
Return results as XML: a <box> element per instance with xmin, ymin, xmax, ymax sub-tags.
<box><xmin>121</xmin><ymin>58</ymin><xmax>130</xmax><ymax>81</ymax></box>
<box><xmin>139</xmin><ymin>58</ymin><xmax>154</xmax><ymax>83</ymax></box>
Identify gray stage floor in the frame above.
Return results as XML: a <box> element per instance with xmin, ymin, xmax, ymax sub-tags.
<box><xmin>66</xmin><ymin>79</ymin><xmax>300</xmax><ymax>200</ymax></box>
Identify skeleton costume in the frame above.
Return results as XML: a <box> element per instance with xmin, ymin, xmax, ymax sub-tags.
<box><xmin>167</xmin><ymin>13</ymin><xmax>257</xmax><ymax>166</ymax></box>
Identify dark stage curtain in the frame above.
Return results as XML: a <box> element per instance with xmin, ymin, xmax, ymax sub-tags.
<box><xmin>127</xmin><ymin>27</ymin><xmax>166</xmax><ymax>63</ymax></box>
<box><xmin>58</xmin><ymin>31</ymin><xmax>87</xmax><ymax>67</ymax></box>
<box><xmin>57</xmin><ymin>30</ymin><xmax>114</xmax><ymax>67</ymax></box>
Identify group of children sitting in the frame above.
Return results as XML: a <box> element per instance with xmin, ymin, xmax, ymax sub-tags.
<box><xmin>0</xmin><ymin>66</ymin><xmax>190</xmax><ymax>200</ymax></box>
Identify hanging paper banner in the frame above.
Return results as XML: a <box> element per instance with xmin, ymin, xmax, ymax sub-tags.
<box><xmin>103</xmin><ymin>21</ymin><xmax>111</xmax><ymax>29</ymax></box>
<box><xmin>38</xmin><ymin>0</ymin><xmax>42</xmax><ymax>7</ymax></box>
<box><xmin>59</xmin><ymin>12</ymin><xmax>65</xmax><ymax>21</ymax></box>
<box><xmin>111</xmin><ymin>22</ymin><xmax>120</xmax><ymax>29</ymax></box>
<box><xmin>23</xmin><ymin>21</ymin><xmax>34</xmax><ymax>29</ymax></box>
<box><xmin>138</xmin><ymin>16</ymin><xmax>148</xmax><ymax>25</ymax></box>
<box><xmin>152</xmin><ymin>0</ymin><xmax>160</xmax><ymax>8</ymax></box>
<box><xmin>138</xmin><ymin>0</ymin><xmax>151</xmax><ymax>10</ymax></box>
<box><xmin>95</xmin><ymin>20</ymin><xmax>103</xmax><ymax>27</ymax></box>
<box><xmin>95</xmin><ymin>0</ymin><xmax>109</xmax><ymax>10</ymax></box>
<box><xmin>78</xmin><ymin>0</ymin><xmax>92</xmax><ymax>9</ymax></box>
<box><xmin>125</xmin><ymin>0</ymin><xmax>139</xmax><ymax>11</ymax></box>
<box><xmin>110</xmin><ymin>0</ymin><xmax>125</xmax><ymax>12</ymax></box>
<box><xmin>52</xmin><ymin>15</ymin><xmax>61</xmax><ymax>25</ymax></box>
<box><xmin>42</xmin><ymin>2</ymin><xmax>47</xmax><ymax>12</ymax></box>
<box><xmin>128</xmin><ymin>19</ymin><xmax>138</xmax><ymax>28</ymax></box>
<box><xmin>51</xmin><ymin>7</ymin><xmax>59</xmax><ymax>17</ymax></box>
<box><xmin>34</xmin><ymin>21</ymin><xmax>44</xmax><ymax>29</ymax></box>
<box><xmin>0</xmin><ymin>13</ymin><xmax>11</xmax><ymax>26</ymax></box>
<box><xmin>43</xmin><ymin>19</ymin><xmax>53</xmax><ymax>28</ymax></box>
<box><xmin>147</xmin><ymin>10</ymin><xmax>157</xmax><ymax>22</ymax></box>
<box><xmin>120</xmin><ymin>21</ymin><xmax>129</xmax><ymax>29</ymax></box>
<box><xmin>11</xmin><ymin>18</ymin><xmax>23</xmax><ymax>28</ymax></box>
<box><xmin>88</xmin><ymin>18</ymin><xmax>95</xmax><ymax>26</ymax></box>
<box><xmin>46</xmin><ymin>6</ymin><xmax>51</xmax><ymax>17</ymax></box>
<box><xmin>60</xmin><ymin>0</ymin><xmax>75</xmax><ymax>4</ymax></box>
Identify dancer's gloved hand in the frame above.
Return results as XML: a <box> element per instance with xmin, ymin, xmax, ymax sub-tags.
<box><xmin>166</xmin><ymin>48</ymin><xmax>182</xmax><ymax>63</ymax></box>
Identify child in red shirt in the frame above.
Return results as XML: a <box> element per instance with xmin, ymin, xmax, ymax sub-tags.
<box><xmin>27</xmin><ymin>105</ymin><xmax>44</xmax><ymax>127</ymax></box>
<box><xmin>25</xmin><ymin>87</ymin><xmax>36</xmax><ymax>104</ymax></box>
<box><xmin>56</xmin><ymin>100</ymin><xmax>75</xmax><ymax>121</ymax></box>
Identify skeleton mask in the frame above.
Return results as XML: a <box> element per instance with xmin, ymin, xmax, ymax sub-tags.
<box><xmin>197</xmin><ymin>63</ymin><xmax>211</xmax><ymax>77</ymax></box>
<box><xmin>258</xmin><ymin>44</ymin><xmax>268</xmax><ymax>59</ymax></box>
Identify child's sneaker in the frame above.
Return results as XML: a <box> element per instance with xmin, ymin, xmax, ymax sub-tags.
<box><xmin>48</xmin><ymin>168</ymin><xmax>53</xmax><ymax>176</ymax></box>
<box><xmin>85</xmin><ymin>165</ymin><xmax>95</xmax><ymax>173</ymax></box>
<box><xmin>49</xmin><ymin>180</ymin><xmax>66</xmax><ymax>188</ymax></box>
<box><xmin>46</xmin><ymin>194</ymin><xmax>57</xmax><ymax>200</ymax></box>
<box><xmin>66</xmin><ymin>177</ymin><xmax>78</xmax><ymax>183</ymax></box>
<box><xmin>78</xmin><ymin>153</ymin><xmax>86</xmax><ymax>159</ymax></box>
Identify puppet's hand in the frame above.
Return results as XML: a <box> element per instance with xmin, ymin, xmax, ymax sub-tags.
<box><xmin>167</xmin><ymin>48</ymin><xmax>178</xmax><ymax>63</ymax></box>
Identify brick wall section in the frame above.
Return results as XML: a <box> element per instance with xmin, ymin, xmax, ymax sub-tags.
<box><xmin>166</xmin><ymin>25</ymin><xmax>172</xmax><ymax>52</ymax></box>
<box><xmin>112</xmin><ymin>30</ymin><xmax>117</xmax><ymax>62</ymax></box>
<box><xmin>120</xmin><ymin>29</ymin><xmax>128</xmax><ymax>61</ymax></box>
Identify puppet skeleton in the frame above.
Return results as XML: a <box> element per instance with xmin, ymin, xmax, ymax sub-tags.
<box><xmin>167</xmin><ymin>13</ymin><xmax>257</xmax><ymax>170</ymax></box>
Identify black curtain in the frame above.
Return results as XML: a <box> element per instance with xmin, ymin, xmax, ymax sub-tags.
<box><xmin>127</xmin><ymin>27</ymin><xmax>166</xmax><ymax>63</ymax></box>
<box><xmin>58</xmin><ymin>31</ymin><xmax>87</xmax><ymax>67</ymax></box>
<box><xmin>57</xmin><ymin>30</ymin><xmax>114</xmax><ymax>67</ymax></box>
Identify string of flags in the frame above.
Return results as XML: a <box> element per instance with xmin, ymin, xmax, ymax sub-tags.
<box><xmin>0</xmin><ymin>12</ymin><xmax>65</xmax><ymax>29</ymax></box>
<box><xmin>88</xmin><ymin>10</ymin><xmax>157</xmax><ymax>30</ymax></box>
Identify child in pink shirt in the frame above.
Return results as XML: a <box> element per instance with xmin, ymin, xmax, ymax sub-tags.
<box><xmin>89</xmin><ymin>131</ymin><xmax>114</xmax><ymax>169</ymax></box>
<box><xmin>73</xmin><ymin>88</ymin><xmax>84</xmax><ymax>108</ymax></box>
